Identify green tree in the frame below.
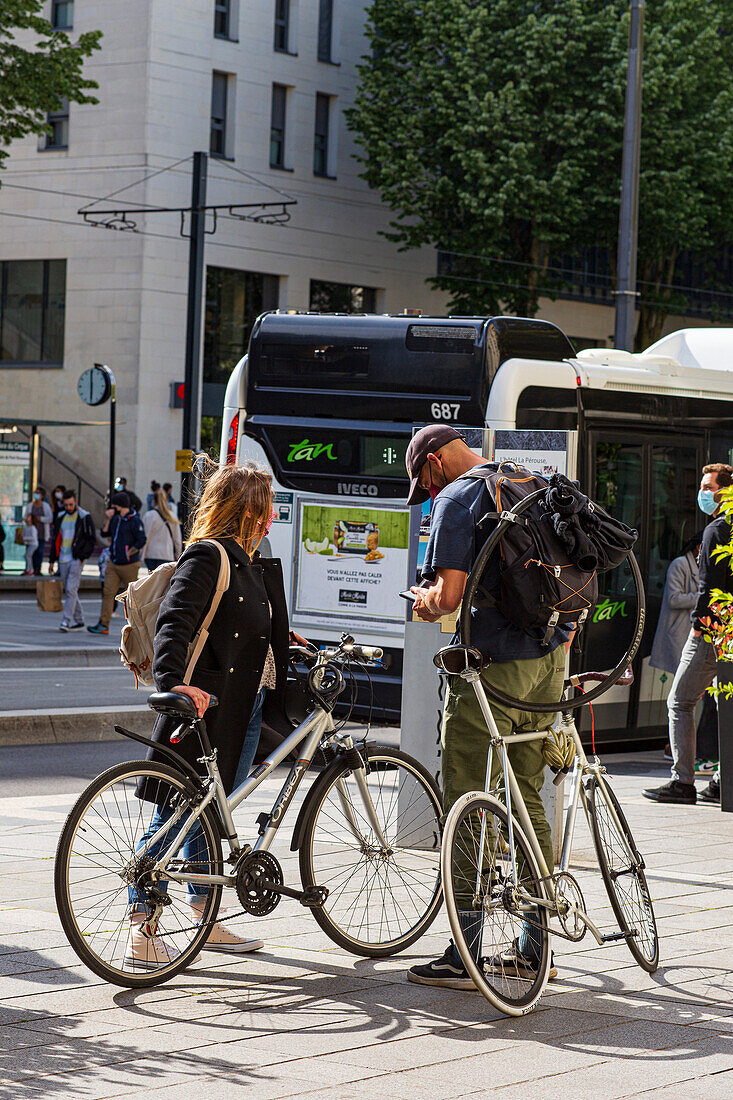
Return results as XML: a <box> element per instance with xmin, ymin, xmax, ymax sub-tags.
<box><xmin>0</xmin><ymin>0</ymin><xmax>101</xmax><ymax>173</ymax></box>
<box><xmin>348</xmin><ymin>0</ymin><xmax>733</xmax><ymax>347</ymax></box>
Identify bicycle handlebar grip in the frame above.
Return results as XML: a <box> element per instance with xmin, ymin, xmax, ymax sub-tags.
<box><xmin>353</xmin><ymin>645</ymin><xmax>383</xmax><ymax>662</ymax></box>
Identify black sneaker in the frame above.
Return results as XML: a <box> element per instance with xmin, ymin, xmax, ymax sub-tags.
<box><xmin>642</xmin><ymin>780</ymin><xmax>696</xmax><ymax>804</ymax></box>
<box><xmin>487</xmin><ymin>941</ymin><xmax>558</xmax><ymax>981</ymax></box>
<box><xmin>699</xmin><ymin>778</ymin><xmax>720</xmax><ymax>804</ymax></box>
<box><xmin>407</xmin><ymin>942</ymin><xmax>475</xmax><ymax>990</ymax></box>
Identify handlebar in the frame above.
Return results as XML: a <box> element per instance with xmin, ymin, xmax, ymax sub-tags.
<box><xmin>566</xmin><ymin>667</ymin><xmax>634</xmax><ymax>689</ymax></box>
<box><xmin>288</xmin><ymin>637</ymin><xmax>383</xmax><ymax>666</ymax></box>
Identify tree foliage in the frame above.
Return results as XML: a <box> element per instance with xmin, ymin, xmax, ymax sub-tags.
<box><xmin>347</xmin><ymin>0</ymin><xmax>733</xmax><ymax>346</ymax></box>
<box><xmin>0</xmin><ymin>0</ymin><xmax>101</xmax><ymax>173</ymax></box>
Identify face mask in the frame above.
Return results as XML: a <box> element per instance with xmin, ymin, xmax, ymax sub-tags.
<box><xmin>264</xmin><ymin>508</ymin><xmax>276</xmax><ymax>536</ymax></box>
<box><xmin>54</xmin><ymin>492</ymin><xmax>62</xmax><ymax>500</ymax></box>
<box><xmin>427</xmin><ymin>458</ymin><xmax>446</xmax><ymax>502</ymax></box>
<box><xmin>697</xmin><ymin>489</ymin><xmax>718</xmax><ymax>515</ymax></box>
<box><xmin>33</xmin><ymin>492</ymin><xmax>40</xmax><ymax>501</ymax></box>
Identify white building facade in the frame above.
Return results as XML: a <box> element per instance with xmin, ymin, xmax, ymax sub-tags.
<box><xmin>0</xmin><ymin>0</ymin><xmax>448</xmax><ymax>505</ymax></box>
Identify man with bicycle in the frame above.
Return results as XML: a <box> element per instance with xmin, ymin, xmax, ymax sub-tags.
<box><xmin>404</xmin><ymin>426</ymin><xmax>570</xmax><ymax>989</ymax></box>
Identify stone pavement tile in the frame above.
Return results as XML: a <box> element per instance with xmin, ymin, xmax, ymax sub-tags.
<box><xmin>0</xmin><ymin>944</ymin><xmax>85</xmax><ymax>975</ymax></box>
<box><xmin>538</xmin><ymin>987</ymin><xmax>733</xmax><ymax>1029</ymax></box>
<box><xmin>633</xmin><ymin>1070</ymin><xmax>733</xmax><ymax>1098</ymax></box>
<box><xmin>479</xmin><ymin>1032</ymin><xmax>733</xmax><ymax>1099</ymax></box>
<box><xmin>345</xmin><ymin>1039</ymin><xmax>609</xmax><ymax>1097</ymax></box>
<box><xmin>335</xmin><ymin>1007</ymin><xmax>630</xmax><ymax>1072</ymax></box>
<box><xmin>0</xmin><ymin>1065</ymin><xmax>195</xmax><ymax>1100</ymax></box>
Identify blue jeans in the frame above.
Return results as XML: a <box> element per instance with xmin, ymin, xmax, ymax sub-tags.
<box><xmin>232</xmin><ymin>688</ymin><xmax>266</xmax><ymax>790</ymax></box>
<box><xmin>129</xmin><ymin>689</ymin><xmax>267</xmax><ymax>909</ymax></box>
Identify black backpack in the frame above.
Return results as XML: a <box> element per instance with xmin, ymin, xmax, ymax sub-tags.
<box><xmin>460</xmin><ymin>464</ymin><xmax>637</xmax><ymax>645</ymax></box>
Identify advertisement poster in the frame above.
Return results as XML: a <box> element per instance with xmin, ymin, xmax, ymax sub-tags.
<box><xmin>492</xmin><ymin>429</ymin><xmax>568</xmax><ymax>476</ymax></box>
<box><xmin>294</xmin><ymin>502</ymin><xmax>410</xmax><ymax>630</ymax></box>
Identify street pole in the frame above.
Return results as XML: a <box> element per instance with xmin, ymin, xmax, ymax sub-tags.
<box><xmin>180</xmin><ymin>151</ymin><xmax>208</xmax><ymax>530</ymax></box>
<box><xmin>614</xmin><ymin>0</ymin><xmax>645</xmax><ymax>352</ymax></box>
<box><xmin>94</xmin><ymin>363</ymin><xmax>117</xmax><ymax>503</ymax></box>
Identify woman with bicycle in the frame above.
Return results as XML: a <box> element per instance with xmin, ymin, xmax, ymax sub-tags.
<box><xmin>127</xmin><ymin>460</ymin><xmax>306</xmax><ymax>968</ymax></box>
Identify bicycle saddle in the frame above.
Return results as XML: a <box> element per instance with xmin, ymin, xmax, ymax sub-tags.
<box><xmin>433</xmin><ymin>645</ymin><xmax>486</xmax><ymax>675</ymax></box>
<box><xmin>147</xmin><ymin>692</ymin><xmax>219</xmax><ymax>718</ymax></box>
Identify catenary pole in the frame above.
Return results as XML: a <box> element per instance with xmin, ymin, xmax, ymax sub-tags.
<box><xmin>614</xmin><ymin>0</ymin><xmax>645</xmax><ymax>352</ymax></box>
<box><xmin>180</xmin><ymin>151</ymin><xmax>208</xmax><ymax>530</ymax></box>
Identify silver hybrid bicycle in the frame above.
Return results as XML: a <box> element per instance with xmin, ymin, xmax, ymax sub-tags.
<box><xmin>436</xmin><ymin>645</ymin><xmax>659</xmax><ymax>1017</ymax></box>
<box><xmin>55</xmin><ymin>636</ymin><xmax>443</xmax><ymax>988</ymax></box>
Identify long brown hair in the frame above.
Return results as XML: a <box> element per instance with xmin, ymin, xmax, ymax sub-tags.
<box><xmin>187</xmin><ymin>459</ymin><xmax>272</xmax><ymax>559</ymax></box>
<box><xmin>153</xmin><ymin>487</ymin><xmax>179</xmax><ymax>526</ymax></box>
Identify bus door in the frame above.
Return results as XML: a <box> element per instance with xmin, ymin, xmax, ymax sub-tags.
<box><xmin>583</xmin><ymin>431</ymin><xmax>702</xmax><ymax>741</ymax></box>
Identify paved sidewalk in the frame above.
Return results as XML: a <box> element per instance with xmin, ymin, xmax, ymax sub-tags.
<box><xmin>1</xmin><ymin>747</ymin><xmax>733</xmax><ymax>1099</ymax></box>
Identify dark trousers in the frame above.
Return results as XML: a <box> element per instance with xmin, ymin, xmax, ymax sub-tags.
<box><xmin>32</xmin><ymin>538</ymin><xmax>46</xmax><ymax>574</ymax></box>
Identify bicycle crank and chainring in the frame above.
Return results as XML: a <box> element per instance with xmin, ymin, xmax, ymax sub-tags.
<box><xmin>553</xmin><ymin>871</ymin><xmax>587</xmax><ymax>942</ymax></box>
<box><xmin>235</xmin><ymin>851</ymin><xmax>284</xmax><ymax>915</ymax></box>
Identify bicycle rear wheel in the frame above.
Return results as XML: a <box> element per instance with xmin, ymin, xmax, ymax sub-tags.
<box><xmin>299</xmin><ymin>746</ymin><xmax>443</xmax><ymax>956</ymax></box>
<box><xmin>442</xmin><ymin>791</ymin><xmax>551</xmax><ymax>1016</ymax></box>
<box><xmin>55</xmin><ymin>761</ymin><xmax>222</xmax><ymax>988</ymax></box>
<box><xmin>585</xmin><ymin>774</ymin><xmax>659</xmax><ymax>973</ymax></box>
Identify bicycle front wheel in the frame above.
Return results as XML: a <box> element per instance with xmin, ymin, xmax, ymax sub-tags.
<box><xmin>585</xmin><ymin>774</ymin><xmax>659</xmax><ymax>973</ymax></box>
<box><xmin>55</xmin><ymin>761</ymin><xmax>222</xmax><ymax>988</ymax></box>
<box><xmin>299</xmin><ymin>746</ymin><xmax>443</xmax><ymax>956</ymax></box>
<box><xmin>442</xmin><ymin>791</ymin><xmax>551</xmax><ymax>1016</ymax></box>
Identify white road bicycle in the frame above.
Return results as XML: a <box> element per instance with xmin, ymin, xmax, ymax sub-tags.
<box><xmin>55</xmin><ymin>636</ymin><xmax>443</xmax><ymax>988</ymax></box>
<box><xmin>437</xmin><ymin>645</ymin><xmax>659</xmax><ymax>1017</ymax></box>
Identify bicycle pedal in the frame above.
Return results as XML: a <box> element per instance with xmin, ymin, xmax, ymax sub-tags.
<box><xmin>600</xmin><ymin>929</ymin><xmax>637</xmax><ymax>943</ymax></box>
<box><xmin>299</xmin><ymin>885</ymin><xmax>329</xmax><ymax>909</ymax></box>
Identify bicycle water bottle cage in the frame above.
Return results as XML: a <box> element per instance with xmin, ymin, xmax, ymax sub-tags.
<box><xmin>433</xmin><ymin>645</ymin><xmax>486</xmax><ymax>676</ymax></box>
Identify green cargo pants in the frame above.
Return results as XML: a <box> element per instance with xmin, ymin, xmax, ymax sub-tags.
<box><xmin>441</xmin><ymin>645</ymin><xmax>566</xmax><ymax>904</ymax></box>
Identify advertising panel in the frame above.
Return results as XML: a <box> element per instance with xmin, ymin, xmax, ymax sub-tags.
<box><xmin>294</xmin><ymin>501</ymin><xmax>410</xmax><ymax>632</ymax></box>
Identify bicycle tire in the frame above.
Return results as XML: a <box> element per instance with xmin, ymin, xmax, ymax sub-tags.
<box><xmin>55</xmin><ymin>760</ymin><xmax>223</xmax><ymax>988</ymax></box>
<box><xmin>442</xmin><ymin>791</ymin><xmax>551</xmax><ymax>1016</ymax></box>
<box><xmin>458</xmin><ymin>488</ymin><xmax>646</xmax><ymax>712</ymax></box>
<box><xmin>585</xmin><ymin>774</ymin><xmax>659</xmax><ymax>973</ymax></box>
<box><xmin>299</xmin><ymin>745</ymin><xmax>443</xmax><ymax>956</ymax></box>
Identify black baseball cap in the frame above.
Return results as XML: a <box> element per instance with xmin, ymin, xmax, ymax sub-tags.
<box><xmin>405</xmin><ymin>425</ymin><xmax>461</xmax><ymax>505</ymax></box>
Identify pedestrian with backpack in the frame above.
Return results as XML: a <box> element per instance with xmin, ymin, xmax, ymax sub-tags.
<box><xmin>142</xmin><ymin>487</ymin><xmax>182</xmax><ymax>570</ymax></box>
<box><xmin>403</xmin><ymin>426</ymin><xmax>573</xmax><ymax>991</ymax></box>
<box><xmin>125</xmin><ymin>461</ymin><xmax>307</xmax><ymax>969</ymax></box>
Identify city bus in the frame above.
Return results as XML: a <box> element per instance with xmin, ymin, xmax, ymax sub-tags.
<box><xmin>220</xmin><ymin>313</ymin><xmax>733</xmax><ymax>744</ymax></box>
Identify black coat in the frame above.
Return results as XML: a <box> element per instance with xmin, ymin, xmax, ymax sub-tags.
<box><xmin>146</xmin><ymin>537</ymin><xmax>292</xmax><ymax>796</ymax></box>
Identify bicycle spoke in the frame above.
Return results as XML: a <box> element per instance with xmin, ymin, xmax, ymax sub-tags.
<box><xmin>303</xmin><ymin>751</ymin><xmax>442</xmax><ymax>952</ymax></box>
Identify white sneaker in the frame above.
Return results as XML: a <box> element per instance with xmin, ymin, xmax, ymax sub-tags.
<box><xmin>189</xmin><ymin>901</ymin><xmax>264</xmax><ymax>954</ymax></box>
<box><xmin>124</xmin><ymin>913</ymin><xmax>201</xmax><ymax>970</ymax></box>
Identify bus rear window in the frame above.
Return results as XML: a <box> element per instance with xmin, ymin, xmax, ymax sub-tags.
<box><xmin>260</xmin><ymin>343</ymin><xmax>369</xmax><ymax>384</ymax></box>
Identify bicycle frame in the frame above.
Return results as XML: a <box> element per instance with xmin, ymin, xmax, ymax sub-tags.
<box><xmin>464</xmin><ymin>668</ymin><xmax>638</xmax><ymax>946</ymax></box>
<box><xmin>139</xmin><ymin>705</ymin><xmax>333</xmax><ymax>889</ymax></box>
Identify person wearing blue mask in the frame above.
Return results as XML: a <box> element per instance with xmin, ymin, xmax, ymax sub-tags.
<box><xmin>644</xmin><ymin>462</ymin><xmax>733</xmax><ymax>805</ymax></box>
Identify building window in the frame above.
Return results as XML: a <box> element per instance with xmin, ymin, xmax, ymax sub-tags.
<box><xmin>42</xmin><ymin>98</ymin><xmax>69</xmax><ymax>150</ymax></box>
<box><xmin>317</xmin><ymin>0</ymin><xmax>333</xmax><ymax>62</ymax></box>
<box><xmin>274</xmin><ymin>0</ymin><xmax>290</xmax><ymax>52</ymax></box>
<box><xmin>214</xmin><ymin>0</ymin><xmax>233</xmax><ymax>38</ymax></box>
<box><xmin>210</xmin><ymin>72</ymin><xmax>229</xmax><ymax>157</ymax></box>
<box><xmin>51</xmin><ymin>0</ymin><xmax>73</xmax><ymax>29</ymax></box>
<box><xmin>309</xmin><ymin>280</ymin><xmax>377</xmax><ymax>313</ymax></box>
<box><xmin>0</xmin><ymin>260</ymin><xmax>66</xmax><ymax>366</ymax></box>
<box><xmin>270</xmin><ymin>84</ymin><xmax>288</xmax><ymax>168</ymax></box>
<box><xmin>204</xmin><ymin>266</ymin><xmax>279</xmax><ymax>386</ymax></box>
<box><xmin>313</xmin><ymin>93</ymin><xmax>332</xmax><ymax>177</ymax></box>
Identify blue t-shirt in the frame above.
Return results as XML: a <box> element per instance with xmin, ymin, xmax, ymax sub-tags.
<box><xmin>421</xmin><ymin>466</ymin><xmax>570</xmax><ymax>662</ymax></box>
